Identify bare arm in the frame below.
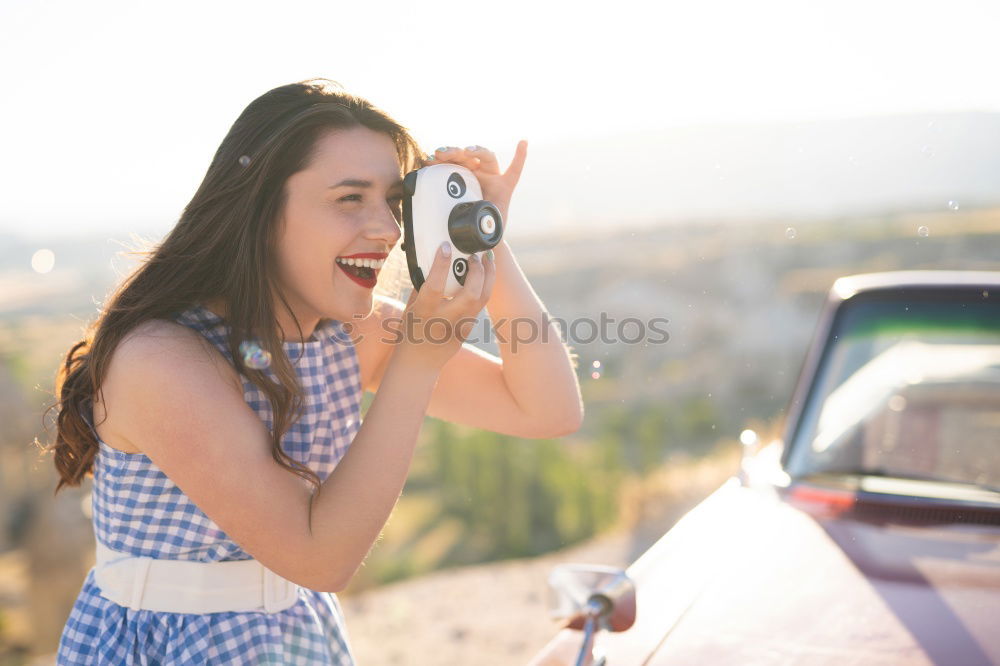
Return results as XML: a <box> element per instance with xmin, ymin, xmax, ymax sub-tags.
<box><xmin>358</xmin><ymin>241</ymin><xmax>583</xmax><ymax>437</ymax></box>
<box><xmin>480</xmin><ymin>239</ymin><xmax>583</xmax><ymax>433</ymax></box>
<box><xmin>303</xmin><ymin>342</ymin><xmax>438</xmax><ymax>588</ymax></box>
<box><xmin>102</xmin><ymin>243</ymin><xmax>484</xmax><ymax>593</ymax></box>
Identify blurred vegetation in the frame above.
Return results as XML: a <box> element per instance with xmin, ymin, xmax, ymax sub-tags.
<box><xmin>347</xmin><ymin>390</ymin><xmax>737</xmax><ymax>591</ymax></box>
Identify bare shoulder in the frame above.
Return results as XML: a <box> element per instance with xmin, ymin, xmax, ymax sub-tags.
<box><xmin>94</xmin><ymin>318</ymin><xmax>243</xmax><ymax>452</ymax></box>
<box><xmin>115</xmin><ymin>317</ymin><xmax>221</xmax><ymax>362</ymax></box>
<box><xmin>119</xmin><ymin>318</ymin><xmax>241</xmax><ymax>388</ymax></box>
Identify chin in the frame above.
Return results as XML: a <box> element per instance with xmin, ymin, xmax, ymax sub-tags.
<box><xmin>325</xmin><ymin>296</ymin><xmax>374</xmax><ymax>324</ymax></box>
<box><xmin>323</xmin><ymin>271</ymin><xmax>379</xmax><ymax>322</ymax></box>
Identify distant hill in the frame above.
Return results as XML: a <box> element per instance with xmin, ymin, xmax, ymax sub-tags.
<box><xmin>510</xmin><ymin>111</ymin><xmax>1000</xmax><ymax>234</ymax></box>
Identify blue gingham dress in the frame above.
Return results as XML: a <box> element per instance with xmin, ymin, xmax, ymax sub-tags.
<box><xmin>57</xmin><ymin>303</ymin><xmax>362</xmax><ymax>665</ymax></box>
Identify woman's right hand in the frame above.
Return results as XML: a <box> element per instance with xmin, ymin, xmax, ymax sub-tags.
<box><xmin>395</xmin><ymin>242</ymin><xmax>495</xmax><ymax>372</ymax></box>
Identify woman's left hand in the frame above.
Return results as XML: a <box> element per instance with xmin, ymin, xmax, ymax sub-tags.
<box><xmin>426</xmin><ymin>140</ymin><xmax>528</xmax><ymax>227</ymax></box>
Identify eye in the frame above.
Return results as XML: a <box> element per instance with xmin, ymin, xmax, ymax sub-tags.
<box><xmin>339</xmin><ymin>194</ymin><xmax>362</xmax><ymax>203</ymax></box>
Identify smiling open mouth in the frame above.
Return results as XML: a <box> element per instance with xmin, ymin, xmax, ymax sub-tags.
<box><xmin>336</xmin><ymin>256</ymin><xmax>384</xmax><ymax>288</ymax></box>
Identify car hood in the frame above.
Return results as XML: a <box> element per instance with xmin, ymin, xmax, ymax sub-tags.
<box><xmin>533</xmin><ymin>478</ymin><xmax>1000</xmax><ymax>665</ymax></box>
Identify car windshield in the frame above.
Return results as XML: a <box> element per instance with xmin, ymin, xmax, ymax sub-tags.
<box><xmin>784</xmin><ymin>291</ymin><xmax>1000</xmax><ymax>492</ymax></box>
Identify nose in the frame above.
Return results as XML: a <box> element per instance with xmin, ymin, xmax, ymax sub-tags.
<box><xmin>364</xmin><ymin>202</ymin><xmax>403</xmax><ymax>249</ymax></box>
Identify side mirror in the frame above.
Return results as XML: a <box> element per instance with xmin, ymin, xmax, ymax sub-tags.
<box><xmin>544</xmin><ymin>564</ymin><xmax>636</xmax><ymax>665</ymax></box>
<box><xmin>547</xmin><ymin>564</ymin><xmax>637</xmax><ymax>632</ymax></box>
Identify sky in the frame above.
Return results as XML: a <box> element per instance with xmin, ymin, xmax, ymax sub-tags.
<box><xmin>1</xmin><ymin>0</ymin><xmax>999</xmax><ymax>240</ymax></box>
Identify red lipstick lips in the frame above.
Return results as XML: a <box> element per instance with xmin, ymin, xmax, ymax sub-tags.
<box><xmin>339</xmin><ymin>252</ymin><xmax>389</xmax><ymax>260</ymax></box>
<box><xmin>336</xmin><ymin>252</ymin><xmax>387</xmax><ymax>290</ymax></box>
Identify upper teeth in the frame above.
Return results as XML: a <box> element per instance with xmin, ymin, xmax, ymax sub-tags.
<box><xmin>337</xmin><ymin>257</ymin><xmax>385</xmax><ymax>269</ymax></box>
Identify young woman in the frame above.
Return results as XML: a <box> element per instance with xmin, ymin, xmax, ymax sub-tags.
<box><xmin>47</xmin><ymin>78</ymin><xmax>583</xmax><ymax>664</ymax></box>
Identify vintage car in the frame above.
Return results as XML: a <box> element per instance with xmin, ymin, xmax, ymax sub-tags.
<box><xmin>530</xmin><ymin>270</ymin><xmax>1000</xmax><ymax>665</ymax></box>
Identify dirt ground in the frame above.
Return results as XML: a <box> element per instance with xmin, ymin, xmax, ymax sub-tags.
<box><xmin>340</xmin><ymin>462</ymin><xmax>734</xmax><ymax>665</ymax></box>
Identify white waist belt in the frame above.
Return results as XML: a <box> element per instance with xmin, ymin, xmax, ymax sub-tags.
<box><xmin>93</xmin><ymin>539</ymin><xmax>301</xmax><ymax>614</ymax></box>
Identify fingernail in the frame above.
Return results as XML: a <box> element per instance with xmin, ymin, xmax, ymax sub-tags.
<box><xmin>436</xmin><ymin>146</ymin><xmax>448</xmax><ymax>153</ymax></box>
<box><xmin>425</xmin><ymin>154</ymin><xmax>435</xmax><ymax>161</ymax></box>
<box><xmin>466</xmin><ymin>145</ymin><xmax>479</xmax><ymax>151</ymax></box>
<box><xmin>470</xmin><ymin>252</ymin><xmax>480</xmax><ymax>263</ymax></box>
<box><xmin>486</xmin><ymin>249</ymin><xmax>495</xmax><ymax>262</ymax></box>
<box><xmin>440</xmin><ymin>241</ymin><xmax>451</xmax><ymax>256</ymax></box>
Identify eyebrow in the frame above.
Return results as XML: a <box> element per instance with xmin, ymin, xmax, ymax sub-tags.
<box><xmin>328</xmin><ymin>178</ymin><xmax>405</xmax><ymax>191</ymax></box>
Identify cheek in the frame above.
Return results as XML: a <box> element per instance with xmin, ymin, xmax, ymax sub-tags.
<box><xmin>276</xmin><ymin>218</ymin><xmax>334</xmax><ymax>285</ymax></box>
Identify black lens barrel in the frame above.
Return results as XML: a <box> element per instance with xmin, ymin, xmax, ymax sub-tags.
<box><xmin>447</xmin><ymin>200</ymin><xmax>503</xmax><ymax>253</ymax></box>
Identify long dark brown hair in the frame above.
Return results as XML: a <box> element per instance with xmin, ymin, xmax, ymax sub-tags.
<box><xmin>42</xmin><ymin>78</ymin><xmax>424</xmax><ymax>496</ymax></box>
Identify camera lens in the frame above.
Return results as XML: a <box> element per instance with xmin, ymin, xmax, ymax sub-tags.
<box><xmin>479</xmin><ymin>214</ymin><xmax>496</xmax><ymax>235</ymax></box>
<box><xmin>448</xmin><ymin>201</ymin><xmax>503</xmax><ymax>253</ymax></box>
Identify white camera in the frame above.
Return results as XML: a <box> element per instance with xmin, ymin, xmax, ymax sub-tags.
<box><xmin>401</xmin><ymin>164</ymin><xmax>503</xmax><ymax>297</ymax></box>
